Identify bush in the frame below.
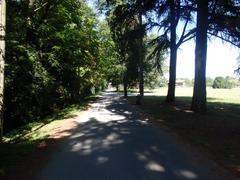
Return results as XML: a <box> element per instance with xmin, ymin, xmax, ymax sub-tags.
<box><xmin>212</xmin><ymin>76</ymin><xmax>234</xmax><ymax>89</ymax></box>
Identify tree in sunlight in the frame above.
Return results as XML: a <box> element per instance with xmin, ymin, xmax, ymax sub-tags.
<box><xmin>191</xmin><ymin>0</ymin><xmax>240</xmax><ymax>112</ymax></box>
<box><xmin>3</xmin><ymin>0</ymin><xmax>114</xmax><ymax>133</ymax></box>
<box><xmin>147</xmin><ymin>0</ymin><xmax>196</xmax><ymax>103</ymax></box>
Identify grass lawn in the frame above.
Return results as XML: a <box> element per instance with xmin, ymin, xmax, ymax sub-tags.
<box><xmin>127</xmin><ymin>87</ymin><xmax>240</xmax><ymax>177</ymax></box>
<box><xmin>0</xmin><ymin>95</ymin><xmax>98</xmax><ymax>179</ymax></box>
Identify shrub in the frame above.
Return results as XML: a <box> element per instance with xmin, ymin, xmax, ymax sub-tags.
<box><xmin>212</xmin><ymin>76</ymin><xmax>234</xmax><ymax>89</ymax></box>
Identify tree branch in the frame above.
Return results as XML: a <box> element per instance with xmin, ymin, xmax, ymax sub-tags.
<box><xmin>177</xmin><ymin>9</ymin><xmax>192</xmax><ymax>46</ymax></box>
<box><xmin>207</xmin><ymin>32</ymin><xmax>240</xmax><ymax>48</ymax></box>
<box><xmin>176</xmin><ymin>28</ymin><xmax>196</xmax><ymax>47</ymax></box>
<box><xmin>34</xmin><ymin>2</ymin><xmax>48</xmax><ymax>12</ymax></box>
<box><xmin>180</xmin><ymin>34</ymin><xmax>195</xmax><ymax>45</ymax></box>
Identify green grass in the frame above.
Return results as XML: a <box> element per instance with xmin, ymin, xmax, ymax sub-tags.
<box><xmin>128</xmin><ymin>87</ymin><xmax>240</xmax><ymax>177</ymax></box>
<box><xmin>0</xmin><ymin>95</ymin><xmax>98</xmax><ymax>179</ymax></box>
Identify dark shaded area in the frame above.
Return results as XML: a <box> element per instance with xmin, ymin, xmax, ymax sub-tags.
<box><xmin>3</xmin><ymin>95</ymin><xmax>98</xmax><ymax>142</ymax></box>
<box><xmin>38</xmin><ymin>92</ymin><xmax>223</xmax><ymax>180</ymax></box>
<box><xmin>0</xmin><ymin>96</ymin><xmax>98</xmax><ymax>180</ymax></box>
<box><xmin>127</xmin><ymin>95</ymin><xmax>240</xmax><ymax>178</ymax></box>
<box><xmin>0</xmin><ymin>138</ymin><xmax>58</xmax><ymax>180</ymax></box>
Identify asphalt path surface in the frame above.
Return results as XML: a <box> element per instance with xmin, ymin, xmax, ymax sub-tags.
<box><xmin>38</xmin><ymin>91</ymin><xmax>227</xmax><ymax>180</ymax></box>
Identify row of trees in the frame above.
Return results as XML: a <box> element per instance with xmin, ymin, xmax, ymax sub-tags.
<box><xmin>0</xmin><ymin>0</ymin><xmax>239</xmax><ymax>140</ymax></box>
<box><xmin>99</xmin><ymin>0</ymin><xmax>240</xmax><ymax>111</ymax></box>
<box><xmin>0</xmin><ymin>0</ymin><xmax>122</xmax><ymax>140</ymax></box>
<box><xmin>166</xmin><ymin>77</ymin><xmax>240</xmax><ymax>88</ymax></box>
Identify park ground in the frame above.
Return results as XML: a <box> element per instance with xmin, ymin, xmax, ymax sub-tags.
<box><xmin>0</xmin><ymin>87</ymin><xmax>239</xmax><ymax>179</ymax></box>
<box><xmin>127</xmin><ymin>87</ymin><xmax>240</xmax><ymax>178</ymax></box>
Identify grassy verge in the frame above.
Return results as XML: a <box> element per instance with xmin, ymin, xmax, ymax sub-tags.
<box><xmin>127</xmin><ymin>87</ymin><xmax>240</xmax><ymax>177</ymax></box>
<box><xmin>0</xmin><ymin>95</ymin><xmax>98</xmax><ymax>179</ymax></box>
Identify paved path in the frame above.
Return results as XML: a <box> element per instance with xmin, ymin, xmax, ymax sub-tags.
<box><xmin>38</xmin><ymin>91</ymin><xmax>226</xmax><ymax>180</ymax></box>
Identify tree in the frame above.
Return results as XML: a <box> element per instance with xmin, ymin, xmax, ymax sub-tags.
<box><xmin>107</xmin><ymin>2</ymin><xmax>145</xmax><ymax>97</ymax></box>
<box><xmin>150</xmin><ymin>0</ymin><xmax>196</xmax><ymax>103</ymax></box>
<box><xmin>0</xmin><ymin>0</ymin><xmax>6</xmax><ymax>141</ymax></box>
<box><xmin>4</xmin><ymin>0</ymin><xmax>111</xmax><ymax>134</ymax></box>
<box><xmin>137</xmin><ymin>12</ymin><xmax>144</xmax><ymax>103</ymax></box>
<box><xmin>101</xmin><ymin>0</ymin><xmax>157</xmax><ymax>100</ymax></box>
<box><xmin>108</xmin><ymin>3</ymin><xmax>134</xmax><ymax>96</ymax></box>
<box><xmin>213</xmin><ymin>76</ymin><xmax>226</xmax><ymax>88</ymax></box>
<box><xmin>212</xmin><ymin>76</ymin><xmax>238</xmax><ymax>89</ymax></box>
<box><xmin>145</xmin><ymin>34</ymin><xmax>168</xmax><ymax>88</ymax></box>
<box><xmin>97</xmin><ymin>21</ymin><xmax>124</xmax><ymax>92</ymax></box>
<box><xmin>191</xmin><ymin>0</ymin><xmax>240</xmax><ymax>112</ymax></box>
<box><xmin>165</xmin><ymin>0</ymin><xmax>178</xmax><ymax>102</ymax></box>
<box><xmin>208</xmin><ymin>0</ymin><xmax>240</xmax><ymax>47</ymax></box>
<box><xmin>191</xmin><ymin>0</ymin><xmax>208</xmax><ymax>112</ymax></box>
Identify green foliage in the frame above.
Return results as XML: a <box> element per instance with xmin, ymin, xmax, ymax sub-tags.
<box><xmin>97</xmin><ymin>21</ymin><xmax>124</xmax><ymax>89</ymax></box>
<box><xmin>107</xmin><ymin>2</ymin><xmax>141</xmax><ymax>88</ymax></box>
<box><xmin>4</xmin><ymin>0</ymin><xmax>112</xmax><ymax>133</ymax></box>
<box><xmin>5</xmin><ymin>0</ymin><xmax>239</xmax><ymax>133</ymax></box>
<box><xmin>212</xmin><ymin>76</ymin><xmax>239</xmax><ymax>89</ymax></box>
<box><xmin>106</xmin><ymin>1</ymin><xmax>168</xmax><ymax>91</ymax></box>
<box><xmin>213</xmin><ymin>77</ymin><xmax>228</xmax><ymax>89</ymax></box>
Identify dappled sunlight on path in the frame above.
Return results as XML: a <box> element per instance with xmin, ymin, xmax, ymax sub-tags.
<box><xmin>38</xmin><ymin>91</ymin><xmax>225</xmax><ymax>180</ymax></box>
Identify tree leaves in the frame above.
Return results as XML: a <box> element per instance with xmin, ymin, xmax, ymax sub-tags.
<box><xmin>4</xmin><ymin>0</ymin><xmax>110</xmax><ymax>133</ymax></box>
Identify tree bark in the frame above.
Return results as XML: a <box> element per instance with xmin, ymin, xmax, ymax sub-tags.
<box><xmin>0</xmin><ymin>0</ymin><xmax>6</xmax><ymax>142</ymax></box>
<box><xmin>191</xmin><ymin>0</ymin><xmax>208</xmax><ymax>112</ymax></box>
<box><xmin>166</xmin><ymin>0</ymin><xmax>177</xmax><ymax>103</ymax></box>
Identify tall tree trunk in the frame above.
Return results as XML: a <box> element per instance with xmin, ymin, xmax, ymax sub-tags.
<box><xmin>138</xmin><ymin>12</ymin><xmax>144</xmax><ymax>104</ymax></box>
<box><xmin>0</xmin><ymin>0</ymin><xmax>6</xmax><ymax>142</ymax></box>
<box><xmin>166</xmin><ymin>0</ymin><xmax>177</xmax><ymax>103</ymax></box>
<box><xmin>191</xmin><ymin>0</ymin><xmax>208</xmax><ymax>112</ymax></box>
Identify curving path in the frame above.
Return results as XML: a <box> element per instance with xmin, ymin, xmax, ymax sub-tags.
<box><xmin>38</xmin><ymin>91</ymin><xmax>227</xmax><ymax>180</ymax></box>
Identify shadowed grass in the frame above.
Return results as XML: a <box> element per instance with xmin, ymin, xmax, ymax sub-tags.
<box><xmin>127</xmin><ymin>88</ymin><xmax>240</xmax><ymax>177</ymax></box>
<box><xmin>0</xmin><ymin>95</ymin><xmax>99</xmax><ymax>179</ymax></box>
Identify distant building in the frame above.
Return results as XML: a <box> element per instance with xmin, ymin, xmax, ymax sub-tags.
<box><xmin>175</xmin><ymin>80</ymin><xmax>185</xmax><ymax>87</ymax></box>
<box><xmin>167</xmin><ymin>79</ymin><xmax>186</xmax><ymax>87</ymax></box>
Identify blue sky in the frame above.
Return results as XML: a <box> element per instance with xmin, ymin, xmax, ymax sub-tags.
<box><xmin>87</xmin><ymin>0</ymin><xmax>240</xmax><ymax>79</ymax></box>
<box><xmin>176</xmin><ymin>38</ymin><xmax>239</xmax><ymax>79</ymax></box>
